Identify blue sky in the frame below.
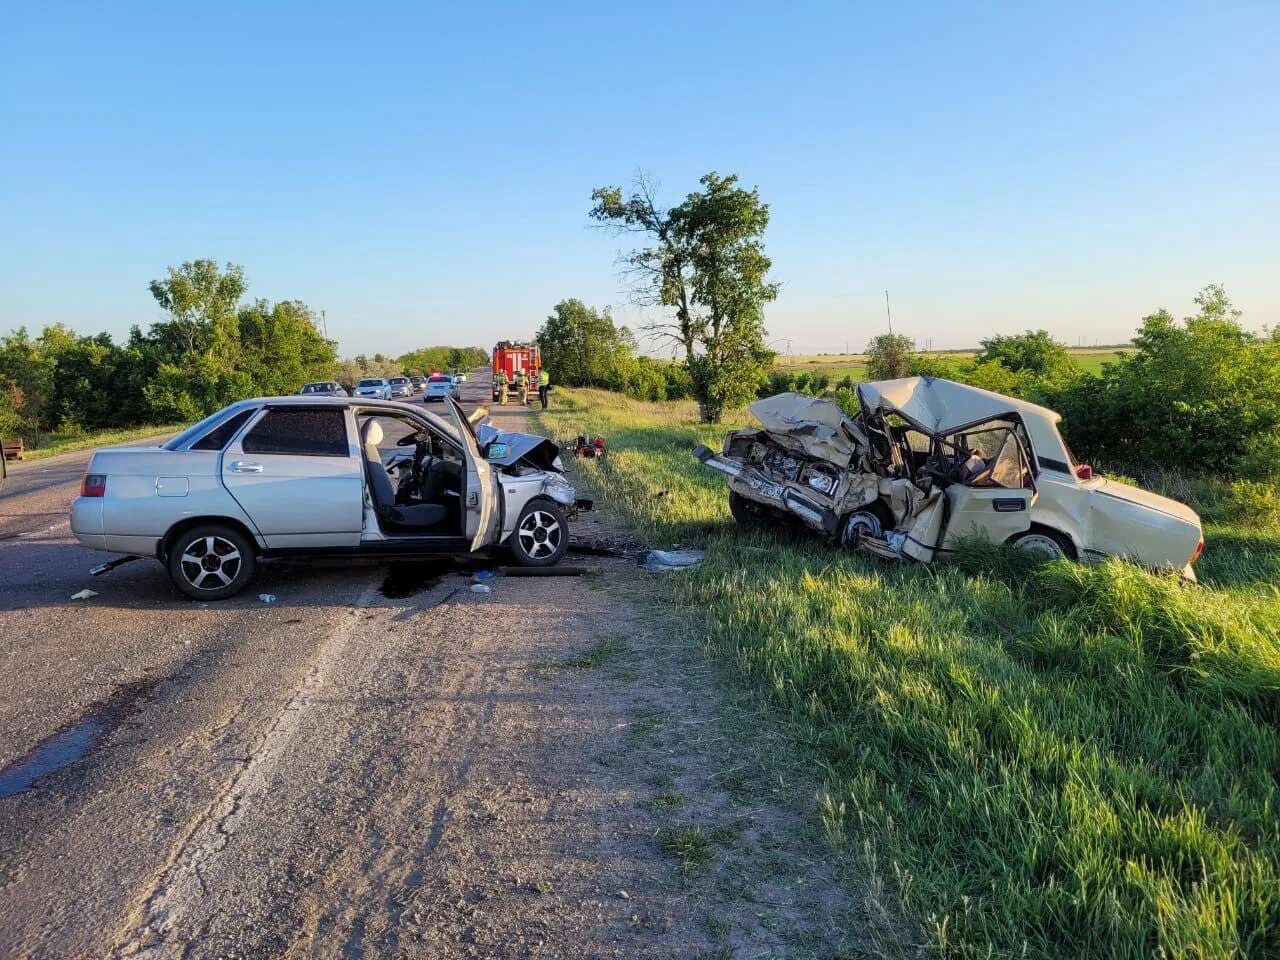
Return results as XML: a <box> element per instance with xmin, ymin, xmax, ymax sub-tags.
<box><xmin>2</xmin><ymin>1</ymin><xmax>1277</xmax><ymax>357</ymax></box>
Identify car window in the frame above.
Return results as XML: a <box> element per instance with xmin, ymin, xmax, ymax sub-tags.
<box><xmin>357</xmin><ymin>379</ymin><xmax>383</xmax><ymax>387</ymax></box>
<box><xmin>164</xmin><ymin>406</ymin><xmax>249</xmax><ymax>450</ymax></box>
<box><xmin>191</xmin><ymin>409</ymin><xmax>257</xmax><ymax>451</ymax></box>
<box><xmin>241</xmin><ymin>408</ymin><xmax>350</xmax><ymax>457</ymax></box>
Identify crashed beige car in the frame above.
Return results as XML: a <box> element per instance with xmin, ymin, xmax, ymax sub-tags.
<box><xmin>695</xmin><ymin>377</ymin><xmax>1204</xmax><ymax>579</ymax></box>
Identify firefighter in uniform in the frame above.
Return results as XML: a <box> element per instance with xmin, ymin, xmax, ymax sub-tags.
<box><xmin>515</xmin><ymin>369</ymin><xmax>529</xmax><ymax>405</ymax></box>
<box><xmin>538</xmin><ymin>369</ymin><xmax>550</xmax><ymax>410</ymax></box>
<box><xmin>496</xmin><ymin>368</ymin><xmax>509</xmax><ymax>405</ymax></box>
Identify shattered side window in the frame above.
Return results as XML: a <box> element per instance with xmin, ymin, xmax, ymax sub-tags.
<box><xmin>988</xmin><ymin>432</ymin><xmax>1025</xmax><ymax>488</ymax></box>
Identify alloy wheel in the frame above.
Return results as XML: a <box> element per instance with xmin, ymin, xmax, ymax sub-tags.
<box><xmin>179</xmin><ymin>535</ymin><xmax>244</xmax><ymax>590</ymax></box>
<box><xmin>517</xmin><ymin>509</ymin><xmax>563</xmax><ymax>559</ymax></box>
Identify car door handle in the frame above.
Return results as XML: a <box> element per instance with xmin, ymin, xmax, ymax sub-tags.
<box><xmin>228</xmin><ymin>460</ymin><xmax>264</xmax><ymax>474</ymax></box>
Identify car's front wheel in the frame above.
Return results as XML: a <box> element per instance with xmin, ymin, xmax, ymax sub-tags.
<box><xmin>509</xmin><ymin>499</ymin><xmax>568</xmax><ymax>566</ymax></box>
<box><xmin>167</xmin><ymin>523</ymin><xmax>256</xmax><ymax>600</ymax></box>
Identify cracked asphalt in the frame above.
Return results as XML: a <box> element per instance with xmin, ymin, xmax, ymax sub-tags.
<box><xmin>0</xmin><ymin>374</ymin><xmax>870</xmax><ymax>959</ymax></box>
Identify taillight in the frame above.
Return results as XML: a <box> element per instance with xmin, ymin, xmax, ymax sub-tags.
<box><xmin>81</xmin><ymin>474</ymin><xmax>107</xmax><ymax>497</ymax></box>
<box><xmin>1190</xmin><ymin>539</ymin><xmax>1204</xmax><ymax>565</ymax></box>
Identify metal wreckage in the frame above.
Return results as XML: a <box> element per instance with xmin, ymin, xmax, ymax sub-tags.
<box><xmin>694</xmin><ymin>377</ymin><xmax>1205</xmax><ymax>579</ymax></box>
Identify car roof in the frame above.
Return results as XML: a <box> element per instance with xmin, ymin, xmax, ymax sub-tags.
<box><xmin>222</xmin><ymin>395</ymin><xmax>461</xmax><ymax>437</ymax></box>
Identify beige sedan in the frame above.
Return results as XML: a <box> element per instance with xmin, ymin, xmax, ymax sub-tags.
<box><xmin>696</xmin><ymin>377</ymin><xmax>1204</xmax><ymax>579</ymax></box>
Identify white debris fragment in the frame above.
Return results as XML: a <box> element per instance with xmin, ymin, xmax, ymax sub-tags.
<box><xmin>70</xmin><ymin>589</ymin><xmax>98</xmax><ymax>600</ymax></box>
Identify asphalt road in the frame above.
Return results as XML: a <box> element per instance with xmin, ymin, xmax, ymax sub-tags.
<box><xmin>1</xmin><ymin>373</ymin><xmax>715</xmax><ymax>959</ymax></box>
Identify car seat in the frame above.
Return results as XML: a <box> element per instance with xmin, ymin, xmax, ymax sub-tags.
<box><xmin>360</xmin><ymin>419</ymin><xmax>447</xmax><ymax>530</ymax></box>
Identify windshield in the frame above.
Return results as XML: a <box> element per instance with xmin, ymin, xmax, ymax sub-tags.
<box><xmin>390</xmin><ymin>377</ymin><xmax>407</xmax><ymax>384</ymax></box>
<box><xmin>357</xmin><ymin>379</ymin><xmax>383</xmax><ymax>387</ymax></box>
<box><xmin>162</xmin><ymin>405</ymin><xmax>253</xmax><ymax>450</ymax></box>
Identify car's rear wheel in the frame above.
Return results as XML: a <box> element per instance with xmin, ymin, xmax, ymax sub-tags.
<box><xmin>509</xmin><ymin>499</ymin><xmax>568</xmax><ymax>566</ymax></box>
<box><xmin>1008</xmin><ymin>525</ymin><xmax>1074</xmax><ymax>560</ymax></box>
<box><xmin>167</xmin><ymin>523</ymin><xmax>256</xmax><ymax>600</ymax></box>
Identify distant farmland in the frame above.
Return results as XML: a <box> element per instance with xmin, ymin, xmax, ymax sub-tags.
<box><xmin>778</xmin><ymin>346</ymin><xmax>1132</xmax><ymax>381</ymax></box>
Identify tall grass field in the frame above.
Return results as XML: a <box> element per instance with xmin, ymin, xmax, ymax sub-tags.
<box><xmin>541</xmin><ymin>388</ymin><xmax>1280</xmax><ymax>958</ymax></box>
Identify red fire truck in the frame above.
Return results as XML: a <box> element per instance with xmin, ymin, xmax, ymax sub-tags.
<box><xmin>491</xmin><ymin>341</ymin><xmax>542</xmax><ymax>403</ymax></box>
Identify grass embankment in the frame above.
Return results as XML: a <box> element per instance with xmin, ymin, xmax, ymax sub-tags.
<box><xmin>15</xmin><ymin>423</ymin><xmax>188</xmax><ymax>462</ymax></box>
<box><xmin>542</xmin><ymin>388</ymin><xmax>1280</xmax><ymax>958</ymax></box>
<box><xmin>782</xmin><ymin>348</ymin><xmax>1129</xmax><ymax>381</ymax></box>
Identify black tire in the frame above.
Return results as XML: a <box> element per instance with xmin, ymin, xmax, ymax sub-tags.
<box><xmin>728</xmin><ymin>490</ymin><xmax>769</xmax><ymax>528</ymax></box>
<box><xmin>167</xmin><ymin>523</ymin><xmax>257</xmax><ymax>600</ymax></box>
<box><xmin>1007</xmin><ymin>525</ymin><xmax>1075</xmax><ymax>561</ymax></box>
<box><xmin>840</xmin><ymin>499</ymin><xmax>895</xmax><ymax>547</ymax></box>
<box><xmin>509</xmin><ymin>499</ymin><xmax>569</xmax><ymax>567</ymax></box>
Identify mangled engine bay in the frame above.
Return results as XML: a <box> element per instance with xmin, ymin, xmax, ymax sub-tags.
<box><xmin>694</xmin><ymin>387</ymin><xmax>1037</xmax><ymax>563</ymax></box>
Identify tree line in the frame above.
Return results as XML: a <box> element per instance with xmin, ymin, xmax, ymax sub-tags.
<box><xmin>0</xmin><ymin>259</ymin><xmax>488</xmax><ymax>446</ymax></box>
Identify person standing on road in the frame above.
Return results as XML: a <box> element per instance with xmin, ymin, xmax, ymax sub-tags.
<box><xmin>515</xmin><ymin>369</ymin><xmax>529</xmax><ymax>405</ymax></box>
<box><xmin>496</xmin><ymin>368</ymin><xmax>509</xmax><ymax>405</ymax></box>
<box><xmin>538</xmin><ymin>369</ymin><xmax>550</xmax><ymax>410</ymax></box>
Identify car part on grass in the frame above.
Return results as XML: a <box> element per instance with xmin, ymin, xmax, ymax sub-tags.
<box><xmin>639</xmin><ymin>549</ymin><xmax>705</xmax><ymax>572</ymax></box>
<box><xmin>568</xmin><ymin>534</ymin><xmax>645</xmax><ymax>558</ymax></box>
<box><xmin>572</xmin><ymin>435</ymin><xmax>607</xmax><ymax>459</ymax></box>
<box><xmin>696</xmin><ymin>379</ymin><xmax>1204</xmax><ymax>579</ymax></box>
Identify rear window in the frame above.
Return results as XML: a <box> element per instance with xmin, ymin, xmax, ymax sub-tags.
<box><xmin>429</xmin><ymin>375</ymin><xmax>450</xmax><ymax>383</ymax></box>
<box><xmin>241</xmin><ymin>408</ymin><xmax>350</xmax><ymax>457</ymax></box>
<box><xmin>191</xmin><ymin>409</ymin><xmax>257</xmax><ymax>451</ymax></box>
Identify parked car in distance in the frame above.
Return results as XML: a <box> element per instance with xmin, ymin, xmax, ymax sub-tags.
<box><xmin>696</xmin><ymin>378</ymin><xmax>1204</xmax><ymax>579</ymax></box>
<box><xmin>388</xmin><ymin>376</ymin><xmax>413</xmax><ymax>399</ymax></box>
<box><xmin>69</xmin><ymin>396</ymin><xmax>584</xmax><ymax>599</ymax></box>
<box><xmin>354</xmin><ymin>378</ymin><xmax>392</xmax><ymax>400</ymax></box>
<box><xmin>409</xmin><ymin>375</ymin><xmax>426</xmax><ymax>393</ymax></box>
<box><xmin>423</xmin><ymin>374</ymin><xmax>461</xmax><ymax>402</ymax></box>
<box><xmin>299</xmin><ymin>381</ymin><xmax>348</xmax><ymax>397</ymax></box>
<box><xmin>452</xmin><ymin>370</ymin><xmax>468</xmax><ymax>382</ymax></box>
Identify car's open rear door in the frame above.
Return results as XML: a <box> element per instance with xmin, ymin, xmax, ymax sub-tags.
<box><xmin>446</xmin><ymin>397</ymin><xmax>499</xmax><ymax>550</ymax></box>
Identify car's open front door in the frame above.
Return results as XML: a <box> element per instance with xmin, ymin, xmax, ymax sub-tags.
<box><xmin>940</xmin><ymin>428</ymin><xmax>1035</xmax><ymax>550</ymax></box>
<box><xmin>446</xmin><ymin>397</ymin><xmax>499</xmax><ymax>550</ymax></box>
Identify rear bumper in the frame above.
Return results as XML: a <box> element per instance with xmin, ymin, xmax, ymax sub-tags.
<box><xmin>70</xmin><ymin>496</ymin><xmax>107</xmax><ymax>550</ymax></box>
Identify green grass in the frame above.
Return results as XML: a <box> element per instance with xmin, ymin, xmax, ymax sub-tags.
<box><xmin>14</xmin><ymin>422</ymin><xmax>187</xmax><ymax>461</ymax></box>
<box><xmin>541</xmin><ymin>388</ymin><xmax>1280</xmax><ymax>959</ymax></box>
<box><xmin>777</xmin><ymin>347</ymin><xmax>1130</xmax><ymax>381</ymax></box>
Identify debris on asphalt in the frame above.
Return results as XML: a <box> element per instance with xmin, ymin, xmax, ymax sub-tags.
<box><xmin>69</xmin><ymin>589</ymin><xmax>98</xmax><ymax>600</ymax></box>
<box><xmin>470</xmin><ymin>583</ymin><xmax>492</xmax><ymax>594</ymax></box>
<box><xmin>568</xmin><ymin>534</ymin><xmax>645</xmax><ymax>559</ymax></box>
<box><xmin>259</xmin><ymin>594</ymin><xmax>277</xmax><ymax>603</ymax></box>
<box><xmin>496</xmin><ymin>565</ymin><xmax>602</xmax><ymax>578</ymax></box>
<box><xmin>472</xmin><ymin>570</ymin><xmax>497</xmax><ymax>582</ymax></box>
<box><xmin>639</xmin><ymin>549</ymin><xmax>705</xmax><ymax>573</ymax></box>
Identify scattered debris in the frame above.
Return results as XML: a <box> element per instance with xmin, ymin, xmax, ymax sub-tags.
<box><xmin>572</xmin><ymin>434</ymin><xmax>607</xmax><ymax>459</ymax></box>
<box><xmin>568</xmin><ymin>534</ymin><xmax>645</xmax><ymax>559</ymax></box>
<box><xmin>639</xmin><ymin>550</ymin><xmax>705</xmax><ymax>573</ymax></box>
<box><xmin>69</xmin><ymin>589</ymin><xmax>98</xmax><ymax>600</ymax></box>
<box><xmin>472</xmin><ymin>570</ymin><xmax>497</xmax><ymax>583</ymax></box>
<box><xmin>496</xmin><ymin>565</ymin><xmax>602</xmax><ymax>578</ymax></box>
<box><xmin>88</xmin><ymin>555</ymin><xmax>141</xmax><ymax>577</ymax></box>
<box><xmin>258</xmin><ymin>594</ymin><xmax>276</xmax><ymax>603</ymax></box>
<box><xmin>470</xmin><ymin>583</ymin><xmax>492</xmax><ymax>594</ymax></box>
<box><xmin>617</xmin><ymin>890</ymin><xmax>630</xmax><ymax>900</ymax></box>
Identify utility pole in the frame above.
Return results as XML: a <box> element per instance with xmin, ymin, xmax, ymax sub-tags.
<box><xmin>884</xmin><ymin>290</ymin><xmax>893</xmax><ymax>333</ymax></box>
<box><xmin>320</xmin><ymin>310</ymin><xmax>329</xmax><ymax>339</ymax></box>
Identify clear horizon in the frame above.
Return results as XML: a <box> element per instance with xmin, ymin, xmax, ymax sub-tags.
<box><xmin>2</xmin><ymin>2</ymin><xmax>1277</xmax><ymax>358</ymax></box>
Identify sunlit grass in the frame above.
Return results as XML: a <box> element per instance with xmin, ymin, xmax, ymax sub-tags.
<box><xmin>542</xmin><ymin>387</ymin><xmax>1280</xmax><ymax>958</ymax></box>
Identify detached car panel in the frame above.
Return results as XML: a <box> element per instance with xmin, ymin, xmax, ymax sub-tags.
<box><xmin>697</xmin><ymin>378</ymin><xmax>1203</xmax><ymax>578</ymax></box>
<box><xmin>70</xmin><ymin>396</ymin><xmax>581</xmax><ymax>598</ymax></box>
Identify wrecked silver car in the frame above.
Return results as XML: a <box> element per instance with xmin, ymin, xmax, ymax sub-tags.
<box><xmin>695</xmin><ymin>377</ymin><xmax>1204</xmax><ymax>579</ymax></box>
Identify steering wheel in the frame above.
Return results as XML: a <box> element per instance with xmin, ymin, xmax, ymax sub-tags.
<box><xmin>396</xmin><ymin>428</ymin><xmax>426</xmax><ymax>447</ymax></box>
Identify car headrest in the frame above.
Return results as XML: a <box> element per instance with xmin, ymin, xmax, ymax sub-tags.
<box><xmin>361</xmin><ymin>418</ymin><xmax>384</xmax><ymax>447</ymax></box>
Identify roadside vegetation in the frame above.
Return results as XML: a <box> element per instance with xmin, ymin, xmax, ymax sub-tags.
<box><xmin>0</xmin><ymin>259</ymin><xmax>485</xmax><ymax>455</ymax></box>
<box><xmin>540</xmin><ymin>366</ymin><xmax>1280</xmax><ymax>955</ymax></box>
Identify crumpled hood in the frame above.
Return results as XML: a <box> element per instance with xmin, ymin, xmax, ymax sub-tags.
<box><xmin>477</xmin><ymin>424</ymin><xmax>561</xmax><ymax>469</ymax></box>
<box><xmin>749</xmin><ymin>393</ymin><xmax>862</xmax><ymax>466</ymax></box>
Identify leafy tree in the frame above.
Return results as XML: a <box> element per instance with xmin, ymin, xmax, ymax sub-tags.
<box><xmin>536</xmin><ymin>299</ymin><xmax>632</xmax><ymax>388</ymax></box>
<box><xmin>148</xmin><ymin>260</ymin><xmax>246</xmax><ymax>357</ymax></box>
<box><xmin>1053</xmin><ymin>285</ymin><xmax>1280</xmax><ymax>477</ymax></box>
<box><xmin>236</xmin><ymin>299</ymin><xmax>337</xmax><ymax>396</ymax></box>
<box><xmin>977</xmin><ymin>329</ymin><xmax>1074</xmax><ymax>380</ymax></box>
<box><xmin>865</xmin><ymin>333</ymin><xmax>915</xmax><ymax>380</ymax></box>
<box><xmin>592</xmin><ymin>172</ymin><xmax>778</xmax><ymax>422</ymax></box>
